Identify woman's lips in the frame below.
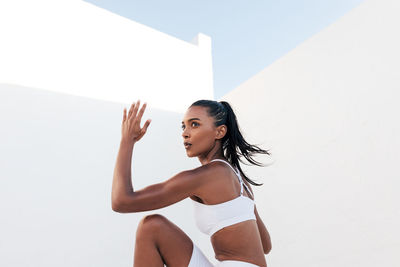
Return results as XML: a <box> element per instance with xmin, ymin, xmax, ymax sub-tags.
<box><xmin>184</xmin><ymin>142</ymin><xmax>192</xmax><ymax>149</ymax></box>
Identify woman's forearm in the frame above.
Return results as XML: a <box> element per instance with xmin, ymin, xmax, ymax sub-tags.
<box><xmin>112</xmin><ymin>139</ymin><xmax>135</xmax><ymax>208</ymax></box>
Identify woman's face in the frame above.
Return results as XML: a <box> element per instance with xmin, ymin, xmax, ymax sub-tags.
<box><xmin>181</xmin><ymin>106</ymin><xmax>224</xmax><ymax>158</ymax></box>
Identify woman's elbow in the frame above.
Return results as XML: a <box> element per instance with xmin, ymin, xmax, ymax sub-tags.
<box><xmin>112</xmin><ymin>200</ymin><xmax>122</xmax><ymax>212</ymax></box>
<box><xmin>112</xmin><ymin>198</ymin><xmax>128</xmax><ymax>213</ymax></box>
<box><xmin>112</xmin><ymin>196</ymin><xmax>141</xmax><ymax>213</ymax></box>
<box><xmin>112</xmin><ymin>203</ymin><xmax>133</xmax><ymax>213</ymax></box>
<box><xmin>264</xmin><ymin>244</ymin><xmax>272</xmax><ymax>254</ymax></box>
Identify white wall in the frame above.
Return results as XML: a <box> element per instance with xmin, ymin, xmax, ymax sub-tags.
<box><xmin>219</xmin><ymin>0</ymin><xmax>400</xmax><ymax>266</ymax></box>
<box><xmin>0</xmin><ymin>0</ymin><xmax>213</xmax><ymax>113</ymax></box>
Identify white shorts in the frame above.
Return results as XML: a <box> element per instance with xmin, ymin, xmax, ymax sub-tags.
<box><xmin>187</xmin><ymin>243</ymin><xmax>259</xmax><ymax>267</ymax></box>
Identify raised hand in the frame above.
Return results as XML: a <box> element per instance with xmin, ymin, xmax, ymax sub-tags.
<box><xmin>121</xmin><ymin>100</ymin><xmax>151</xmax><ymax>144</ymax></box>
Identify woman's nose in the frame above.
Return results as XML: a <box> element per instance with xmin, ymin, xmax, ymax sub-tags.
<box><xmin>182</xmin><ymin>129</ymin><xmax>189</xmax><ymax>138</ymax></box>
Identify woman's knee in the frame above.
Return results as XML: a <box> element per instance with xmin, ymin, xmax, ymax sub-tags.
<box><xmin>136</xmin><ymin>214</ymin><xmax>168</xmax><ymax>235</ymax></box>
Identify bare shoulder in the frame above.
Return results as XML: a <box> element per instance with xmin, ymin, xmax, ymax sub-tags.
<box><xmin>190</xmin><ymin>161</ymin><xmax>232</xmax><ymax>194</ymax></box>
<box><xmin>190</xmin><ymin>160</ymin><xmax>229</xmax><ymax>179</ymax></box>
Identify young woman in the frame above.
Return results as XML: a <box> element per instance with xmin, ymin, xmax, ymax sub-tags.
<box><xmin>112</xmin><ymin>99</ymin><xmax>272</xmax><ymax>267</ymax></box>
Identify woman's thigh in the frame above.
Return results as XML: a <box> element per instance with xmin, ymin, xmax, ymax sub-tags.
<box><xmin>135</xmin><ymin>214</ymin><xmax>196</xmax><ymax>266</ymax></box>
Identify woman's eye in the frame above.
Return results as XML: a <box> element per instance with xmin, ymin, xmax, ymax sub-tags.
<box><xmin>181</xmin><ymin>122</ymin><xmax>198</xmax><ymax>130</ymax></box>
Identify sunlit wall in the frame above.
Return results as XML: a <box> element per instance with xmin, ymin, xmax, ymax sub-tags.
<box><xmin>0</xmin><ymin>0</ymin><xmax>213</xmax><ymax>113</ymax></box>
<box><xmin>220</xmin><ymin>0</ymin><xmax>400</xmax><ymax>266</ymax></box>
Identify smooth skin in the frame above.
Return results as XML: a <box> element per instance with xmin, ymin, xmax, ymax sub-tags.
<box><xmin>112</xmin><ymin>100</ymin><xmax>271</xmax><ymax>267</ymax></box>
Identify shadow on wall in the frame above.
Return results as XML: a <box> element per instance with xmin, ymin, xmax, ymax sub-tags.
<box><xmin>0</xmin><ymin>83</ymin><xmax>209</xmax><ymax>267</ymax></box>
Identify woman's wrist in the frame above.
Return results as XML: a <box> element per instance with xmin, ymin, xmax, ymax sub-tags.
<box><xmin>120</xmin><ymin>138</ymin><xmax>136</xmax><ymax>147</ymax></box>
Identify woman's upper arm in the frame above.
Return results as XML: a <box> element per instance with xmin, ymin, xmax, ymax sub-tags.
<box><xmin>242</xmin><ymin>178</ymin><xmax>272</xmax><ymax>253</ymax></box>
<box><xmin>254</xmin><ymin>205</ymin><xmax>272</xmax><ymax>253</ymax></box>
<box><xmin>112</xmin><ymin>167</ymin><xmax>208</xmax><ymax>213</ymax></box>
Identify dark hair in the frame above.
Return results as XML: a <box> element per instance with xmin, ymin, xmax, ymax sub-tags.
<box><xmin>189</xmin><ymin>99</ymin><xmax>270</xmax><ymax>186</ymax></box>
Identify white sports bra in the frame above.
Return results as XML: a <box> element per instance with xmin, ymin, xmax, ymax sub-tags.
<box><xmin>191</xmin><ymin>159</ymin><xmax>256</xmax><ymax>236</ymax></box>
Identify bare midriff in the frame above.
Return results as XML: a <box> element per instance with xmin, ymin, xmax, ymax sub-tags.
<box><xmin>210</xmin><ymin>220</ymin><xmax>267</xmax><ymax>267</ymax></box>
<box><xmin>190</xmin><ymin>191</ymin><xmax>267</xmax><ymax>267</ymax></box>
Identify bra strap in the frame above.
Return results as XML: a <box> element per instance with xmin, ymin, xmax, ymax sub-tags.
<box><xmin>231</xmin><ymin>166</ymin><xmax>254</xmax><ymax>198</ymax></box>
<box><xmin>241</xmin><ymin>178</ymin><xmax>253</xmax><ymax>198</ymax></box>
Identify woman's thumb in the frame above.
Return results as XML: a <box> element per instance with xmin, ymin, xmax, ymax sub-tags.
<box><xmin>143</xmin><ymin>119</ymin><xmax>151</xmax><ymax>131</ymax></box>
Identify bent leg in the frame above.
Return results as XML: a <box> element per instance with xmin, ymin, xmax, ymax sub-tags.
<box><xmin>134</xmin><ymin>214</ymin><xmax>195</xmax><ymax>267</ymax></box>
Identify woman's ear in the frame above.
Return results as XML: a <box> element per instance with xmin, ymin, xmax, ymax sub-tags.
<box><xmin>216</xmin><ymin>125</ymin><xmax>227</xmax><ymax>140</ymax></box>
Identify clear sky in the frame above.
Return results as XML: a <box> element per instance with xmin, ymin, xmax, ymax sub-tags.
<box><xmin>85</xmin><ymin>0</ymin><xmax>364</xmax><ymax>99</ymax></box>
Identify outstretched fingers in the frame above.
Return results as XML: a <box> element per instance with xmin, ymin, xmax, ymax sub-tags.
<box><xmin>122</xmin><ymin>100</ymin><xmax>151</xmax><ymax>142</ymax></box>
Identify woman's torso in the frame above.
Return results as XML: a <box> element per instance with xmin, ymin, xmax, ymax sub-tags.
<box><xmin>190</xmin><ymin>162</ymin><xmax>267</xmax><ymax>267</ymax></box>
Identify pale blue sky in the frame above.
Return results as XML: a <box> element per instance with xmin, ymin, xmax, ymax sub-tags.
<box><xmin>85</xmin><ymin>0</ymin><xmax>364</xmax><ymax>99</ymax></box>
